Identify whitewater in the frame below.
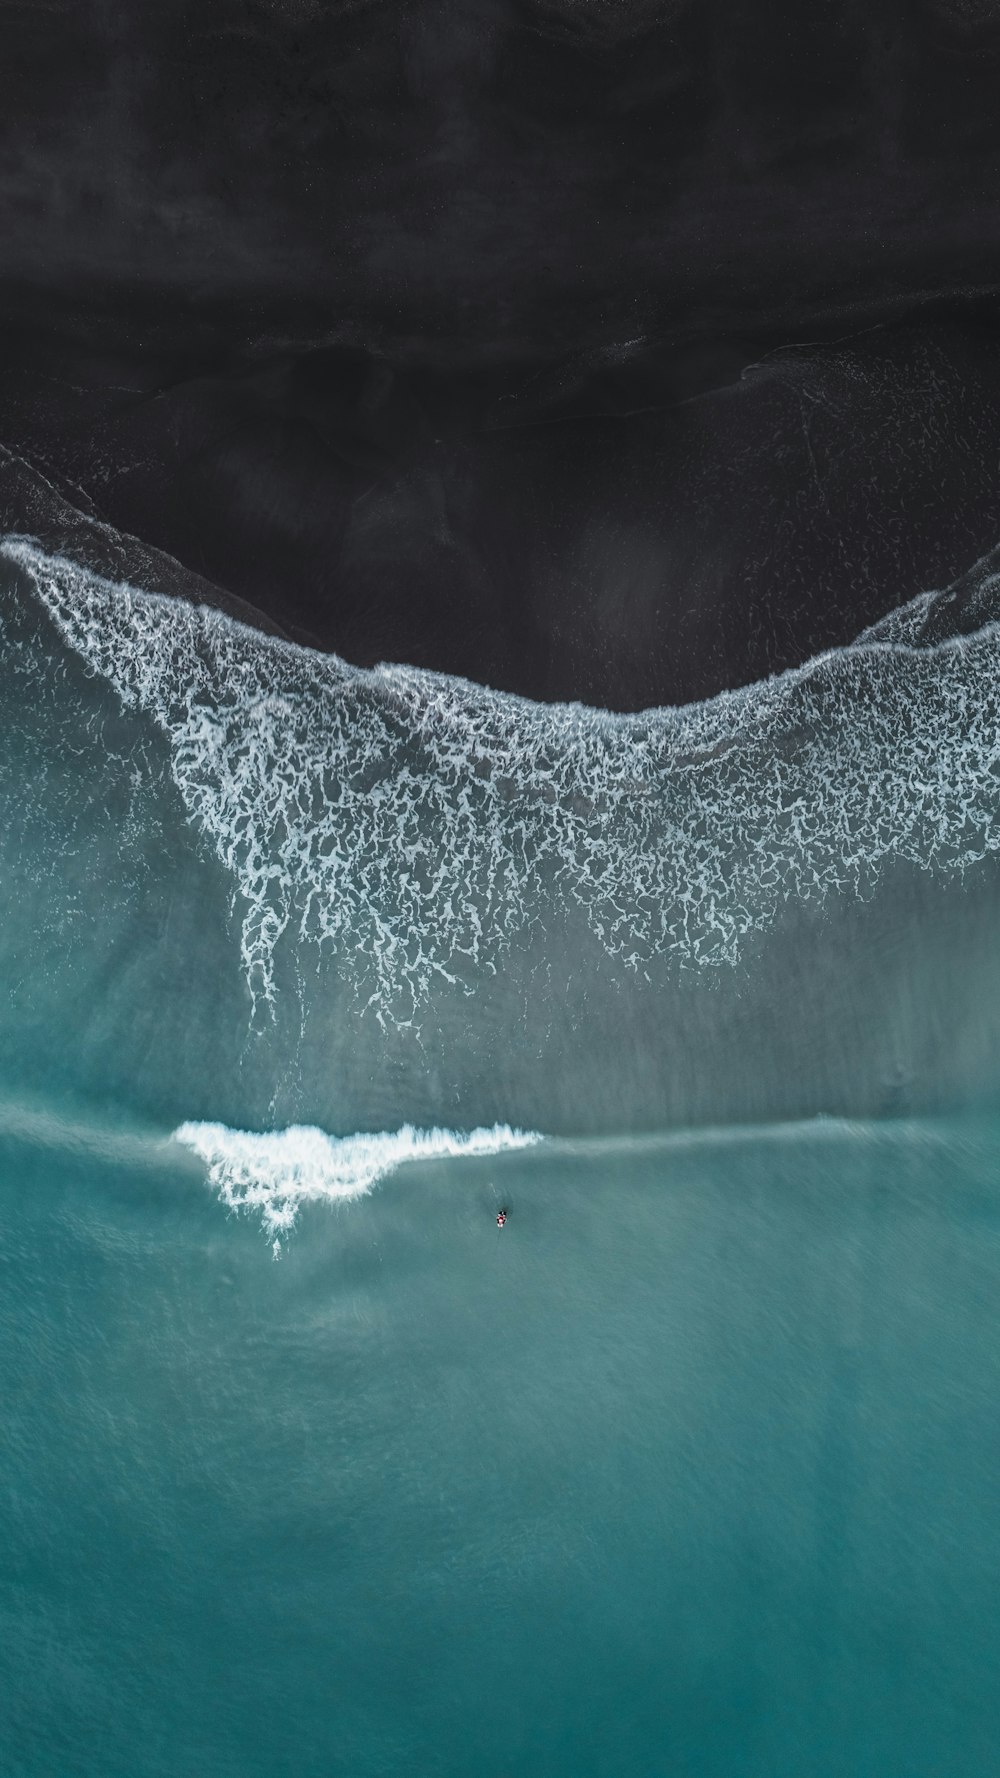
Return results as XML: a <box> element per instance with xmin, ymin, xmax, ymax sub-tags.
<box><xmin>7</xmin><ymin>533</ymin><xmax>1000</xmax><ymax>1033</ymax></box>
<box><xmin>174</xmin><ymin>1118</ymin><xmax>540</xmax><ymax>1243</ymax></box>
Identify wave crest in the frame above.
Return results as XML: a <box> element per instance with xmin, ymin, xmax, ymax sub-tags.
<box><xmin>174</xmin><ymin>1119</ymin><xmax>541</xmax><ymax>1243</ymax></box>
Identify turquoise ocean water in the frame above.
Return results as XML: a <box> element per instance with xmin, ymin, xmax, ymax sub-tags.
<box><xmin>4</xmin><ymin>541</ymin><xmax>1000</xmax><ymax>1773</ymax></box>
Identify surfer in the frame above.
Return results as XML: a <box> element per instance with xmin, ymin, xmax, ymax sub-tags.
<box><xmin>496</xmin><ymin>1207</ymin><xmax>507</xmax><ymax>1228</ymax></box>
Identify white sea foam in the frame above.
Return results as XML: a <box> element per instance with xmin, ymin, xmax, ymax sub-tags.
<box><xmin>173</xmin><ymin>1118</ymin><xmax>541</xmax><ymax>1242</ymax></box>
<box><xmin>7</xmin><ymin>534</ymin><xmax>1000</xmax><ymax>1024</ymax></box>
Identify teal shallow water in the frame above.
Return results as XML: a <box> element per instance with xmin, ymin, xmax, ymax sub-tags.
<box><xmin>3</xmin><ymin>1113</ymin><xmax>1000</xmax><ymax>1777</ymax></box>
<box><xmin>6</xmin><ymin>541</ymin><xmax>1000</xmax><ymax>1773</ymax></box>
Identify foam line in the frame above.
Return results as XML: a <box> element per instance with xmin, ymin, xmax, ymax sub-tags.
<box><xmin>7</xmin><ymin>533</ymin><xmax>1000</xmax><ymax>1026</ymax></box>
<box><xmin>174</xmin><ymin>1119</ymin><xmax>542</xmax><ymax>1241</ymax></box>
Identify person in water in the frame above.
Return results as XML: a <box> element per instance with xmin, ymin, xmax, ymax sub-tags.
<box><xmin>496</xmin><ymin>1208</ymin><xmax>507</xmax><ymax>1227</ymax></box>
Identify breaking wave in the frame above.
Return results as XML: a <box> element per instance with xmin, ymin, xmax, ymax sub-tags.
<box><xmin>7</xmin><ymin>534</ymin><xmax>1000</xmax><ymax>1027</ymax></box>
<box><xmin>173</xmin><ymin>1118</ymin><xmax>541</xmax><ymax>1243</ymax></box>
